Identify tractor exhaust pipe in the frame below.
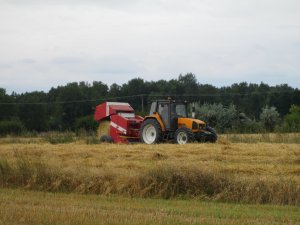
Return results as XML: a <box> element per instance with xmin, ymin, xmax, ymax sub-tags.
<box><xmin>192</xmin><ymin>103</ymin><xmax>195</xmax><ymax>119</ymax></box>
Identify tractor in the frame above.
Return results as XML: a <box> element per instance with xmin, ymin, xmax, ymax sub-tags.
<box><xmin>140</xmin><ymin>99</ymin><xmax>217</xmax><ymax>144</ymax></box>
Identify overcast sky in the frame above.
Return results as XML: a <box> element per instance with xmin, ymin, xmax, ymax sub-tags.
<box><xmin>0</xmin><ymin>0</ymin><xmax>300</xmax><ymax>94</ymax></box>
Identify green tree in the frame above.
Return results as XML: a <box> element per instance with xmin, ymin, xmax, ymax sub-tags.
<box><xmin>75</xmin><ymin>115</ymin><xmax>98</xmax><ymax>132</ymax></box>
<box><xmin>17</xmin><ymin>91</ymin><xmax>48</xmax><ymax>131</ymax></box>
<box><xmin>55</xmin><ymin>83</ymin><xmax>89</xmax><ymax>130</ymax></box>
<box><xmin>178</xmin><ymin>73</ymin><xmax>198</xmax><ymax>94</ymax></box>
<box><xmin>0</xmin><ymin>88</ymin><xmax>16</xmax><ymax>120</ymax></box>
<box><xmin>120</xmin><ymin>78</ymin><xmax>149</xmax><ymax>111</ymax></box>
<box><xmin>195</xmin><ymin>103</ymin><xmax>238</xmax><ymax>132</ymax></box>
<box><xmin>109</xmin><ymin>83</ymin><xmax>121</xmax><ymax>97</ymax></box>
<box><xmin>90</xmin><ymin>81</ymin><xmax>108</xmax><ymax>99</ymax></box>
<box><xmin>284</xmin><ymin>105</ymin><xmax>300</xmax><ymax>129</ymax></box>
<box><xmin>259</xmin><ymin>105</ymin><xmax>280</xmax><ymax>132</ymax></box>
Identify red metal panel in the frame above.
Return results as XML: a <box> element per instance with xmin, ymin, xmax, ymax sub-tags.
<box><xmin>109</xmin><ymin>114</ymin><xmax>143</xmax><ymax>143</ymax></box>
<box><xmin>94</xmin><ymin>102</ymin><xmax>107</xmax><ymax>121</ymax></box>
<box><xmin>111</xmin><ymin>115</ymin><xmax>128</xmax><ymax>134</ymax></box>
<box><xmin>110</xmin><ymin>115</ymin><xmax>127</xmax><ymax>143</ymax></box>
<box><xmin>94</xmin><ymin>102</ymin><xmax>134</xmax><ymax>122</ymax></box>
<box><xmin>128</xmin><ymin>116</ymin><xmax>143</xmax><ymax>137</ymax></box>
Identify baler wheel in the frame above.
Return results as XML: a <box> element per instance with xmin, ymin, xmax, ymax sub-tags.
<box><xmin>100</xmin><ymin>135</ymin><xmax>113</xmax><ymax>143</ymax></box>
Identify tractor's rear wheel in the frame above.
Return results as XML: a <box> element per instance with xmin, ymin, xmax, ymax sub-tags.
<box><xmin>174</xmin><ymin>127</ymin><xmax>195</xmax><ymax>144</ymax></box>
<box><xmin>140</xmin><ymin>119</ymin><xmax>162</xmax><ymax>144</ymax></box>
<box><xmin>100</xmin><ymin>135</ymin><xmax>113</xmax><ymax>143</ymax></box>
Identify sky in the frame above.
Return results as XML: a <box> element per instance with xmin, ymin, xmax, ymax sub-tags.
<box><xmin>0</xmin><ymin>0</ymin><xmax>300</xmax><ymax>94</ymax></box>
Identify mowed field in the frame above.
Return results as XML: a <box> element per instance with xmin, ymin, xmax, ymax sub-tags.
<box><xmin>0</xmin><ymin>134</ymin><xmax>300</xmax><ymax>224</ymax></box>
<box><xmin>1</xmin><ymin>188</ymin><xmax>299</xmax><ymax>225</ymax></box>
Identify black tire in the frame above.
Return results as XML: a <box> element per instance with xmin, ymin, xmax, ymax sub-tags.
<box><xmin>205</xmin><ymin>126</ymin><xmax>217</xmax><ymax>143</ymax></box>
<box><xmin>100</xmin><ymin>135</ymin><xmax>113</xmax><ymax>143</ymax></box>
<box><xmin>140</xmin><ymin>119</ymin><xmax>162</xmax><ymax>144</ymax></box>
<box><xmin>174</xmin><ymin>127</ymin><xmax>195</xmax><ymax>144</ymax></box>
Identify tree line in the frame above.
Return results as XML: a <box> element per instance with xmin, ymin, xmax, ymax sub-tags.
<box><xmin>0</xmin><ymin>73</ymin><xmax>300</xmax><ymax>135</ymax></box>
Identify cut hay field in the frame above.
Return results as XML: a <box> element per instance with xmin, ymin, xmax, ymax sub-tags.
<box><xmin>1</xmin><ymin>188</ymin><xmax>299</xmax><ymax>225</ymax></box>
<box><xmin>0</xmin><ymin>135</ymin><xmax>300</xmax><ymax>224</ymax></box>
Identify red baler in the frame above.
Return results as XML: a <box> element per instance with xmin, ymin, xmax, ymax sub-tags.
<box><xmin>94</xmin><ymin>102</ymin><xmax>143</xmax><ymax>143</ymax></box>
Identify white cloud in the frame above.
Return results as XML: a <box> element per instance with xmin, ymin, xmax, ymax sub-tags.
<box><xmin>0</xmin><ymin>0</ymin><xmax>300</xmax><ymax>93</ymax></box>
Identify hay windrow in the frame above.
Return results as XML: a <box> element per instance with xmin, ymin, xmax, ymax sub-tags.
<box><xmin>0</xmin><ymin>157</ymin><xmax>299</xmax><ymax>205</ymax></box>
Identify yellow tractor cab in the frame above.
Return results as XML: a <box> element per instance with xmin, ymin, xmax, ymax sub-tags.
<box><xmin>140</xmin><ymin>99</ymin><xmax>217</xmax><ymax>144</ymax></box>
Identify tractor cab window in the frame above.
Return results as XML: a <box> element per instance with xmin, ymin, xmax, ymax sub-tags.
<box><xmin>158</xmin><ymin>103</ymin><xmax>170</xmax><ymax>128</ymax></box>
<box><xmin>175</xmin><ymin>104</ymin><xmax>187</xmax><ymax>118</ymax></box>
<box><xmin>149</xmin><ymin>102</ymin><xmax>157</xmax><ymax>115</ymax></box>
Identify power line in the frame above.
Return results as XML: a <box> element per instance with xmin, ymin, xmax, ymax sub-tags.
<box><xmin>0</xmin><ymin>90</ymin><xmax>297</xmax><ymax>105</ymax></box>
<box><xmin>0</xmin><ymin>94</ymin><xmax>144</xmax><ymax>105</ymax></box>
<box><xmin>148</xmin><ymin>90</ymin><xmax>296</xmax><ymax>97</ymax></box>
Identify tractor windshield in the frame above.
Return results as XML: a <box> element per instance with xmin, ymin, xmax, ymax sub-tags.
<box><xmin>175</xmin><ymin>104</ymin><xmax>187</xmax><ymax>117</ymax></box>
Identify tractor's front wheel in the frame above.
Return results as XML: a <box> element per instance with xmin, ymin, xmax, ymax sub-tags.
<box><xmin>140</xmin><ymin>119</ymin><xmax>162</xmax><ymax>144</ymax></box>
<box><xmin>205</xmin><ymin>126</ymin><xmax>217</xmax><ymax>143</ymax></box>
<box><xmin>174</xmin><ymin>127</ymin><xmax>195</xmax><ymax>144</ymax></box>
<box><xmin>195</xmin><ymin>126</ymin><xmax>218</xmax><ymax>143</ymax></box>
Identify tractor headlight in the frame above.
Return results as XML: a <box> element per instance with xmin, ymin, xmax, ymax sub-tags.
<box><xmin>199</xmin><ymin>124</ymin><xmax>205</xmax><ymax>130</ymax></box>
